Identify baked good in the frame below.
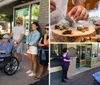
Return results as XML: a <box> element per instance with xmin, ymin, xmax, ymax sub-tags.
<box><xmin>84</xmin><ymin>26</ymin><xmax>89</xmax><ymax>31</ymax></box>
<box><xmin>54</xmin><ymin>24</ymin><xmax>68</xmax><ymax>30</ymax></box>
<box><xmin>62</xmin><ymin>30</ymin><xmax>72</xmax><ymax>34</ymax></box>
<box><xmin>77</xmin><ymin>25</ymin><xmax>84</xmax><ymax>31</ymax></box>
<box><xmin>77</xmin><ymin>25</ymin><xmax>88</xmax><ymax>32</ymax></box>
<box><xmin>55</xmin><ymin>25</ymin><xmax>60</xmax><ymax>29</ymax></box>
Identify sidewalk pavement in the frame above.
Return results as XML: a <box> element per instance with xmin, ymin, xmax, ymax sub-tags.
<box><xmin>0</xmin><ymin>55</ymin><xmax>40</xmax><ymax>85</ymax></box>
<box><xmin>51</xmin><ymin>66</ymin><xmax>100</xmax><ymax>85</ymax></box>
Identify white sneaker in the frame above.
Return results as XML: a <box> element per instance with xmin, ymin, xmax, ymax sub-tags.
<box><xmin>28</xmin><ymin>73</ymin><xmax>36</xmax><ymax>77</ymax></box>
<box><xmin>14</xmin><ymin>66</ymin><xmax>18</xmax><ymax>70</ymax></box>
<box><xmin>18</xmin><ymin>66</ymin><xmax>20</xmax><ymax>70</ymax></box>
<box><xmin>26</xmin><ymin>70</ymin><xmax>32</xmax><ymax>74</ymax></box>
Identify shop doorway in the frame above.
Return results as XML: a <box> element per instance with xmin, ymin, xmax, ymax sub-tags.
<box><xmin>76</xmin><ymin>44</ymin><xmax>92</xmax><ymax>73</ymax></box>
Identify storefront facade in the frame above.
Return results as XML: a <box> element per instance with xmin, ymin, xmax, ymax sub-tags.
<box><xmin>0</xmin><ymin>0</ymin><xmax>49</xmax><ymax>34</ymax></box>
<box><xmin>50</xmin><ymin>43</ymin><xmax>100</xmax><ymax>82</ymax></box>
<box><xmin>13</xmin><ymin>0</ymin><xmax>49</xmax><ymax>35</ymax></box>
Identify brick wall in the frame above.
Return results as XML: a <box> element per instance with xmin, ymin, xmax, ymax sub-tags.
<box><xmin>39</xmin><ymin>0</ymin><xmax>49</xmax><ymax>33</ymax></box>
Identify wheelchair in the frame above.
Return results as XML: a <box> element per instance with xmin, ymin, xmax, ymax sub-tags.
<box><xmin>0</xmin><ymin>48</ymin><xmax>19</xmax><ymax>76</ymax></box>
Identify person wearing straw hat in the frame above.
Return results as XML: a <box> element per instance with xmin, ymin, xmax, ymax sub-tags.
<box><xmin>0</xmin><ymin>34</ymin><xmax>12</xmax><ymax>58</ymax></box>
<box><xmin>10</xmin><ymin>17</ymin><xmax>25</xmax><ymax>69</ymax></box>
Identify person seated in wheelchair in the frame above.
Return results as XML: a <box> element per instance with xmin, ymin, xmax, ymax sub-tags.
<box><xmin>0</xmin><ymin>34</ymin><xmax>12</xmax><ymax>59</ymax></box>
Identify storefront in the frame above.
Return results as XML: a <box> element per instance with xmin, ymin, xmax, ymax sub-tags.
<box><xmin>50</xmin><ymin>43</ymin><xmax>100</xmax><ymax>82</ymax></box>
<box><xmin>0</xmin><ymin>0</ymin><xmax>49</xmax><ymax>34</ymax></box>
<box><xmin>13</xmin><ymin>1</ymin><xmax>40</xmax><ymax>35</ymax></box>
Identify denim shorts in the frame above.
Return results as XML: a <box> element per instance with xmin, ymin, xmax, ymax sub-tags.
<box><xmin>15</xmin><ymin>42</ymin><xmax>24</xmax><ymax>54</ymax></box>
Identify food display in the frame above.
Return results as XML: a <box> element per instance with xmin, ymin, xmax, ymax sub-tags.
<box><xmin>52</xmin><ymin>23</ymin><xmax>96</xmax><ymax>42</ymax></box>
<box><xmin>54</xmin><ymin>24</ymin><xmax>72</xmax><ymax>34</ymax></box>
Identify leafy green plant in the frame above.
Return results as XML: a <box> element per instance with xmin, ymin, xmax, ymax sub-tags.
<box><xmin>0</xmin><ymin>14</ymin><xmax>13</xmax><ymax>33</ymax></box>
<box><xmin>32</xmin><ymin>5</ymin><xmax>40</xmax><ymax>17</ymax></box>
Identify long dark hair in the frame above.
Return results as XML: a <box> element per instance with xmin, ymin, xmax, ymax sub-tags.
<box><xmin>45</xmin><ymin>24</ymin><xmax>49</xmax><ymax>27</ymax></box>
<box><xmin>44</xmin><ymin>23</ymin><xmax>49</xmax><ymax>34</ymax></box>
<box><xmin>62</xmin><ymin>48</ymin><xmax>67</xmax><ymax>54</ymax></box>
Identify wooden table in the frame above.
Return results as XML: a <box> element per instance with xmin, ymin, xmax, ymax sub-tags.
<box><xmin>52</xmin><ymin>25</ymin><xmax>96</xmax><ymax>42</ymax></box>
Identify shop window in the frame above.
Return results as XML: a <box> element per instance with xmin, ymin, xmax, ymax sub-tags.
<box><xmin>86</xmin><ymin>44</ymin><xmax>92</xmax><ymax>60</ymax></box>
<box><xmin>31</xmin><ymin>3</ymin><xmax>40</xmax><ymax>23</ymax></box>
<box><xmin>50</xmin><ymin>44</ymin><xmax>63</xmax><ymax>58</ymax></box>
<box><xmin>50</xmin><ymin>44</ymin><xmax>63</xmax><ymax>67</ymax></box>
<box><xmin>97</xmin><ymin>44</ymin><xmax>100</xmax><ymax>57</ymax></box>
<box><xmin>81</xmin><ymin>46</ymin><xmax>86</xmax><ymax>60</ymax></box>
<box><xmin>92</xmin><ymin>44</ymin><xmax>98</xmax><ymax>57</ymax></box>
<box><xmin>14</xmin><ymin>3</ymin><xmax>40</xmax><ymax>36</ymax></box>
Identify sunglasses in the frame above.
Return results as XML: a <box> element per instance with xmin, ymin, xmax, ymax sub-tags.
<box><xmin>45</xmin><ymin>28</ymin><xmax>49</xmax><ymax>30</ymax></box>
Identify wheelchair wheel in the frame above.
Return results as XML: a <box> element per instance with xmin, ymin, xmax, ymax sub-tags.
<box><xmin>4</xmin><ymin>57</ymin><xmax>19</xmax><ymax>76</ymax></box>
<box><xmin>0</xmin><ymin>61</ymin><xmax>4</xmax><ymax>72</ymax></box>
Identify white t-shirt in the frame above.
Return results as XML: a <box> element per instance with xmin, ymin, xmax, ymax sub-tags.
<box><xmin>12</xmin><ymin>26</ymin><xmax>25</xmax><ymax>41</ymax></box>
<box><xmin>50</xmin><ymin>0</ymin><xmax>68</xmax><ymax>26</ymax></box>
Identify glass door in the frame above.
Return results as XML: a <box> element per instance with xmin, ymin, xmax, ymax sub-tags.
<box><xmin>80</xmin><ymin>45</ymin><xmax>86</xmax><ymax>67</ymax></box>
<box><xmin>31</xmin><ymin>3</ymin><xmax>40</xmax><ymax>23</ymax></box>
<box><xmin>76</xmin><ymin>46</ymin><xmax>80</xmax><ymax>68</ymax></box>
<box><xmin>31</xmin><ymin>3</ymin><xmax>40</xmax><ymax>32</ymax></box>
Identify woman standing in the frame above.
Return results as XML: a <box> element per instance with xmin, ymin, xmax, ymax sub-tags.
<box><xmin>26</xmin><ymin>22</ymin><xmax>40</xmax><ymax>77</ymax></box>
<box><xmin>34</xmin><ymin>24</ymin><xmax>49</xmax><ymax>80</ymax></box>
<box><xmin>61</xmin><ymin>48</ymin><xmax>71</xmax><ymax>83</ymax></box>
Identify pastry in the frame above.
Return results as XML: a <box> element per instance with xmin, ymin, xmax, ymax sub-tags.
<box><xmin>84</xmin><ymin>26</ymin><xmax>89</xmax><ymax>31</ymax></box>
<box><xmin>77</xmin><ymin>25</ymin><xmax>84</xmax><ymax>31</ymax></box>
<box><xmin>77</xmin><ymin>25</ymin><xmax>88</xmax><ymax>32</ymax></box>
<box><xmin>62</xmin><ymin>30</ymin><xmax>72</xmax><ymax>34</ymax></box>
<box><xmin>55</xmin><ymin>25</ymin><xmax>60</xmax><ymax>29</ymax></box>
<box><xmin>54</xmin><ymin>24</ymin><xmax>69</xmax><ymax>30</ymax></box>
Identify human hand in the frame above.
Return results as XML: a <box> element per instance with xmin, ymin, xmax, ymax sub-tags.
<box><xmin>0</xmin><ymin>50</ymin><xmax>5</xmax><ymax>53</ymax></box>
<box><xmin>26</xmin><ymin>45</ymin><xmax>29</xmax><ymax>51</ymax></box>
<box><xmin>0</xmin><ymin>50</ymin><xmax>2</xmax><ymax>53</ymax></box>
<box><xmin>68</xmin><ymin>5</ymin><xmax>89</xmax><ymax>21</ymax></box>
<box><xmin>14</xmin><ymin>44</ymin><xmax>18</xmax><ymax>48</ymax></box>
<box><xmin>50</xmin><ymin>0</ymin><xmax>56</xmax><ymax>12</ymax></box>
